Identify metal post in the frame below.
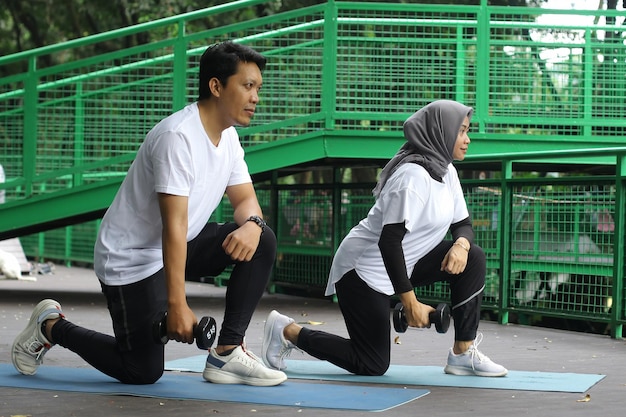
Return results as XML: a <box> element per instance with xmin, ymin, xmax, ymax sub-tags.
<box><xmin>498</xmin><ymin>160</ymin><xmax>513</xmax><ymax>325</ymax></box>
<box><xmin>610</xmin><ymin>154</ymin><xmax>625</xmax><ymax>338</ymax></box>
<box><xmin>322</xmin><ymin>0</ymin><xmax>338</xmax><ymax>130</ymax></box>
<box><xmin>23</xmin><ymin>56</ymin><xmax>38</xmax><ymax>198</ymax></box>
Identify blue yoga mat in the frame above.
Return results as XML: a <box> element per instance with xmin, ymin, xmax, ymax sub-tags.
<box><xmin>0</xmin><ymin>364</ymin><xmax>428</xmax><ymax>412</ymax></box>
<box><xmin>165</xmin><ymin>355</ymin><xmax>605</xmax><ymax>393</ymax></box>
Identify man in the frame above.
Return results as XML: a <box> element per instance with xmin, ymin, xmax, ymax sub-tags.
<box><xmin>12</xmin><ymin>41</ymin><xmax>286</xmax><ymax>387</ymax></box>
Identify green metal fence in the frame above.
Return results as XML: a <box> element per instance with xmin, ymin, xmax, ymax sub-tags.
<box><xmin>19</xmin><ymin>148</ymin><xmax>626</xmax><ymax>338</ymax></box>
<box><xmin>2</xmin><ymin>1</ymin><xmax>626</xmax><ymax>337</ymax></box>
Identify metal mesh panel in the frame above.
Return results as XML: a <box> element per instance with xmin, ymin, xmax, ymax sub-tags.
<box><xmin>277</xmin><ymin>188</ymin><xmax>333</xmax><ymax>247</ymax></box>
<box><xmin>19</xmin><ymin>220</ymin><xmax>98</xmax><ymax>265</ymax></box>
<box><xmin>414</xmin><ymin>282</ymin><xmax>451</xmax><ymax>304</ymax></box>
<box><xmin>19</xmin><ymin>234</ymin><xmax>40</xmax><ymax>262</ymax></box>
<box><xmin>69</xmin><ymin>221</ymin><xmax>100</xmax><ymax>263</ymax></box>
<box><xmin>273</xmin><ymin>187</ymin><xmax>332</xmax><ymax>289</ymax></box>
<box><xmin>335</xmin><ymin>6</ymin><xmax>478</xmax><ymax>130</ymax></box>
<box><xmin>466</xmin><ymin>182</ymin><xmax>502</xmax><ymax>255</ymax></box>
<box><xmin>16</xmin><ymin>168</ymin><xmax>622</xmax><ymax>330</ymax></box>
<box><xmin>0</xmin><ymin>80</ymin><xmax>25</xmax><ymax>201</ymax></box>
<box><xmin>489</xmin><ymin>12</ymin><xmax>584</xmax><ymax>120</ymax></box>
<box><xmin>274</xmin><ymin>252</ymin><xmax>333</xmax><ymax>289</ymax></box>
<box><xmin>508</xmin><ymin>182</ymin><xmax>614</xmax><ymax>319</ymax></box>
<box><xmin>31</xmin><ymin>48</ymin><xmax>176</xmax><ymax>194</ymax></box>
<box><xmin>487</xmin><ymin>9</ymin><xmax>626</xmax><ymax>137</ymax></box>
<box><xmin>230</xmin><ymin>8</ymin><xmax>328</xmax><ymax>145</ymax></box>
<box><xmin>465</xmin><ymin>181</ymin><xmax>502</xmax><ymax>304</ymax></box>
<box><xmin>339</xmin><ymin>191</ymin><xmax>374</xmax><ymax>239</ymax></box>
<box><xmin>272</xmin><ymin>186</ymin><xmax>374</xmax><ymax>290</ymax></box>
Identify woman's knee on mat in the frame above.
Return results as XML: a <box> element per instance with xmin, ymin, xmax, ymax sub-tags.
<box><xmin>354</xmin><ymin>360</ymin><xmax>389</xmax><ymax>377</ymax></box>
<box><xmin>351</xmin><ymin>350</ymin><xmax>390</xmax><ymax>377</ymax></box>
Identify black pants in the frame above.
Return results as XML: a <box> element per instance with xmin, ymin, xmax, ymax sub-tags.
<box><xmin>51</xmin><ymin>222</ymin><xmax>277</xmax><ymax>384</ymax></box>
<box><xmin>296</xmin><ymin>240</ymin><xmax>486</xmax><ymax>376</ymax></box>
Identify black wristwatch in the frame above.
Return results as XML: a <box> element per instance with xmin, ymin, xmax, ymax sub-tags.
<box><xmin>246</xmin><ymin>215</ymin><xmax>266</xmax><ymax>234</ymax></box>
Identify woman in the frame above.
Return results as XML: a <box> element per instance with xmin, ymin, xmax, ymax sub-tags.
<box><xmin>262</xmin><ymin>100</ymin><xmax>507</xmax><ymax>377</ymax></box>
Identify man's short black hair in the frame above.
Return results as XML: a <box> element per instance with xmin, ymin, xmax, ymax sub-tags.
<box><xmin>197</xmin><ymin>41</ymin><xmax>267</xmax><ymax>101</ymax></box>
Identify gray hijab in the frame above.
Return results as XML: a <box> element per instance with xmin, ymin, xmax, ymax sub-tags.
<box><xmin>372</xmin><ymin>100</ymin><xmax>473</xmax><ymax>198</ymax></box>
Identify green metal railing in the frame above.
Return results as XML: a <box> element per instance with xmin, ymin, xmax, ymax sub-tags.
<box><xmin>1</xmin><ymin>1</ymin><xmax>625</xmax><ymax>216</ymax></box>
<box><xmin>2</xmin><ymin>1</ymin><xmax>626</xmax><ymax>337</ymax></box>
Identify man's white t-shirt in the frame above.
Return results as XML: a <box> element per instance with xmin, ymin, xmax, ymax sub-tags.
<box><xmin>95</xmin><ymin>102</ymin><xmax>252</xmax><ymax>286</ymax></box>
<box><xmin>326</xmin><ymin>163</ymin><xmax>469</xmax><ymax>296</ymax></box>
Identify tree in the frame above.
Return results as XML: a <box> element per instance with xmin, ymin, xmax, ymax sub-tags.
<box><xmin>0</xmin><ymin>0</ymin><xmax>282</xmax><ymax>76</ymax></box>
<box><xmin>1</xmin><ymin>1</ymin><xmax>546</xmax><ymax>65</ymax></box>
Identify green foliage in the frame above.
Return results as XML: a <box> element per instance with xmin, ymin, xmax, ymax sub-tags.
<box><xmin>0</xmin><ymin>0</ymin><xmax>548</xmax><ymax>66</ymax></box>
<box><xmin>0</xmin><ymin>0</ymin><xmax>281</xmax><ymax>76</ymax></box>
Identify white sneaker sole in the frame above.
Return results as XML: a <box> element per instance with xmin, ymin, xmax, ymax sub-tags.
<box><xmin>261</xmin><ymin>310</ymin><xmax>284</xmax><ymax>370</ymax></box>
<box><xmin>202</xmin><ymin>368</ymin><xmax>287</xmax><ymax>386</ymax></box>
<box><xmin>444</xmin><ymin>364</ymin><xmax>508</xmax><ymax>377</ymax></box>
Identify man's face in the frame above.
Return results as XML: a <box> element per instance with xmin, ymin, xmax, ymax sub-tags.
<box><xmin>218</xmin><ymin>61</ymin><xmax>263</xmax><ymax>127</ymax></box>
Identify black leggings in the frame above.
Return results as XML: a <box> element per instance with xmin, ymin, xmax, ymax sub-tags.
<box><xmin>51</xmin><ymin>222</ymin><xmax>277</xmax><ymax>384</ymax></box>
<box><xmin>296</xmin><ymin>240</ymin><xmax>486</xmax><ymax>376</ymax></box>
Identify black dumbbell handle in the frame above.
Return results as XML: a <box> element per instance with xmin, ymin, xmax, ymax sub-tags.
<box><xmin>154</xmin><ymin>312</ymin><xmax>217</xmax><ymax>350</ymax></box>
<box><xmin>431</xmin><ymin>303</ymin><xmax>451</xmax><ymax>333</ymax></box>
<box><xmin>393</xmin><ymin>303</ymin><xmax>450</xmax><ymax>333</ymax></box>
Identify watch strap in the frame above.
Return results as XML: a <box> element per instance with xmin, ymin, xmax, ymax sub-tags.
<box><xmin>246</xmin><ymin>215</ymin><xmax>266</xmax><ymax>233</ymax></box>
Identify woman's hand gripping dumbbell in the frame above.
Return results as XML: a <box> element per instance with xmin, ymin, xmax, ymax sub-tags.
<box><xmin>393</xmin><ymin>302</ymin><xmax>451</xmax><ymax>333</ymax></box>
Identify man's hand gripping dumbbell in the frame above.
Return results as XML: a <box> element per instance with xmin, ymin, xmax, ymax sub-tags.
<box><xmin>153</xmin><ymin>311</ymin><xmax>217</xmax><ymax>350</ymax></box>
<box><xmin>393</xmin><ymin>302</ymin><xmax>451</xmax><ymax>334</ymax></box>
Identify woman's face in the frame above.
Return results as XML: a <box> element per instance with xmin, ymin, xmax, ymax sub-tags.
<box><xmin>452</xmin><ymin>116</ymin><xmax>470</xmax><ymax>161</ymax></box>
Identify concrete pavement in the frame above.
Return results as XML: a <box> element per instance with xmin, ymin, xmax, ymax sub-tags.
<box><xmin>1</xmin><ymin>265</ymin><xmax>624</xmax><ymax>417</ymax></box>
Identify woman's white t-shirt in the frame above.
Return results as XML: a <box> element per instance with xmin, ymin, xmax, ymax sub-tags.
<box><xmin>95</xmin><ymin>102</ymin><xmax>252</xmax><ymax>286</ymax></box>
<box><xmin>326</xmin><ymin>163</ymin><xmax>469</xmax><ymax>296</ymax></box>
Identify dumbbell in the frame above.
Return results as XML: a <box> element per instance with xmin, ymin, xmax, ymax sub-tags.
<box><xmin>393</xmin><ymin>302</ymin><xmax>451</xmax><ymax>334</ymax></box>
<box><xmin>153</xmin><ymin>311</ymin><xmax>217</xmax><ymax>350</ymax></box>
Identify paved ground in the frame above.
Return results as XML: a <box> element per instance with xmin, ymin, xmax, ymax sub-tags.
<box><xmin>1</xmin><ymin>265</ymin><xmax>624</xmax><ymax>417</ymax></box>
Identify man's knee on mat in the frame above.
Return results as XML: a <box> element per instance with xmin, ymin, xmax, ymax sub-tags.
<box><xmin>119</xmin><ymin>364</ymin><xmax>163</xmax><ymax>385</ymax></box>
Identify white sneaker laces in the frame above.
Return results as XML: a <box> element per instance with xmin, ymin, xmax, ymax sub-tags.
<box><xmin>24</xmin><ymin>335</ymin><xmax>49</xmax><ymax>360</ymax></box>
<box><xmin>243</xmin><ymin>346</ymin><xmax>266</xmax><ymax>367</ymax></box>
<box><xmin>278</xmin><ymin>340</ymin><xmax>296</xmax><ymax>361</ymax></box>
<box><xmin>238</xmin><ymin>345</ymin><xmax>263</xmax><ymax>367</ymax></box>
<box><xmin>467</xmin><ymin>333</ymin><xmax>491</xmax><ymax>369</ymax></box>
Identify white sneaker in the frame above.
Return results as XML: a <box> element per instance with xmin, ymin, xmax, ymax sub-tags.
<box><xmin>444</xmin><ymin>333</ymin><xmax>508</xmax><ymax>377</ymax></box>
<box><xmin>203</xmin><ymin>345</ymin><xmax>287</xmax><ymax>386</ymax></box>
<box><xmin>12</xmin><ymin>299</ymin><xmax>64</xmax><ymax>375</ymax></box>
<box><xmin>262</xmin><ymin>310</ymin><xmax>296</xmax><ymax>370</ymax></box>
